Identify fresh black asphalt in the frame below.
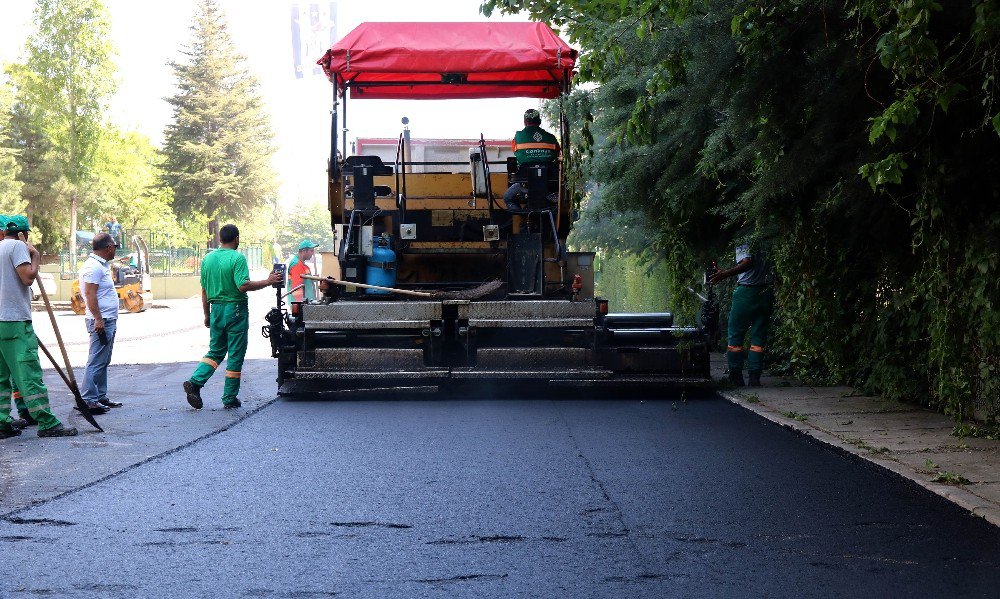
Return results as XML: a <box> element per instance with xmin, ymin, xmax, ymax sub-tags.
<box><xmin>1</xmin><ymin>388</ymin><xmax>998</xmax><ymax>597</ymax></box>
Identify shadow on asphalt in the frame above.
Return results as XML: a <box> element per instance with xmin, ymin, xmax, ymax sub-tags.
<box><xmin>278</xmin><ymin>380</ymin><xmax>718</xmax><ymax>403</ymax></box>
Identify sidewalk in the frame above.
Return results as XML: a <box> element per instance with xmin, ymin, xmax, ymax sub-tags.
<box><xmin>712</xmin><ymin>354</ymin><xmax>1000</xmax><ymax>527</ymax></box>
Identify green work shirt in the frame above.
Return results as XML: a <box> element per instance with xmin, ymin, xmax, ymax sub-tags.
<box><xmin>513</xmin><ymin>125</ymin><xmax>559</xmax><ymax>165</ymax></box>
<box><xmin>200</xmin><ymin>248</ymin><xmax>250</xmax><ymax>304</ymax></box>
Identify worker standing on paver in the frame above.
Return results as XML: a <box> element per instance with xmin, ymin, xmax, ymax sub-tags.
<box><xmin>286</xmin><ymin>239</ymin><xmax>318</xmax><ymax>311</ymax></box>
<box><xmin>709</xmin><ymin>239</ymin><xmax>775</xmax><ymax>388</ymax></box>
<box><xmin>0</xmin><ymin>216</ymin><xmax>77</xmax><ymax>438</ymax></box>
<box><xmin>182</xmin><ymin>224</ymin><xmax>282</xmax><ymax>410</ymax></box>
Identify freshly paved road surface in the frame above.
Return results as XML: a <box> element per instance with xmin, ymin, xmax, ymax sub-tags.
<box><xmin>2</xmin><ymin>386</ymin><xmax>999</xmax><ymax>597</ymax></box>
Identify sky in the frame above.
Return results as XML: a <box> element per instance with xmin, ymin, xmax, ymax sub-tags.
<box><xmin>0</xmin><ymin>0</ymin><xmax>541</xmax><ymax>208</ymax></box>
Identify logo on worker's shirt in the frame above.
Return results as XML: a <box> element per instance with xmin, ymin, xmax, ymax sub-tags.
<box><xmin>532</xmin><ymin>132</ymin><xmax>543</xmax><ymax>142</ymax></box>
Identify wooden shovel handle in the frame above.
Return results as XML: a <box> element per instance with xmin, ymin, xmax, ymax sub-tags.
<box><xmin>301</xmin><ymin>274</ymin><xmax>433</xmax><ymax>298</ymax></box>
<box><xmin>19</xmin><ymin>232</ymin><xmax>79</xmax><ymax>388</ymax></box>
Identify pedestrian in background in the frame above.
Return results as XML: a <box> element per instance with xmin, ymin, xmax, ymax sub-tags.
<box><xmin>0</xmin><ymin>214</ymin><xmax>32</xmax><ymax>431</ymax></box>
<box><xmin>106</xmin><ymin>216</ymin><xmax>123</xmax><ymax>245</ymax></box>
<box><xmin>0</xmin><ymin>216</ymin><xmax>77</xmax><ymax>438</ymax></box>
<box><xmin>709</xmin><ymin>239</ymin><xmax>775</xmax><ymax>388</ymax></box>
<box><xmin>182</xmin><ymin>224</ymin><xmax>282</xmax><ymax>410</ymax></box>
<box><xmin>79</xmin><ymin>232</ymin><xmax>124</xmax><ymax>413</ymax></box>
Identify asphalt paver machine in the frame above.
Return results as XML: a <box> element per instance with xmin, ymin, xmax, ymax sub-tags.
<box><xmin>266</xmin><ymin>22</ymin><xmax>711</xmax><ymax>393</ymax></box>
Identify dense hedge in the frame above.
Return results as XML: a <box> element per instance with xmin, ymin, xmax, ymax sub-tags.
<box><xmin>484</xmin><ymin>1</ymin><xmax>1000</xmax><ymax>420</ymax></box>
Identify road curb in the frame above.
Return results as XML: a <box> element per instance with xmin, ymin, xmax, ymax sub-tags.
<box><xmin>718</xmin><ymin>388</ymin><xmax>1000</xmax><ymax>529</ymax></box>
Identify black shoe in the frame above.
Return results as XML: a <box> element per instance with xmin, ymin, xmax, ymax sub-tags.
<box><xmin>98</xmin><ymin>398</ymin><xmax>123</xmax><ymax>408</ymax></box>
<box><xmin>0</xmin><ymin>426</ymin><xmax>22</xmax><ymax>439</ymax></box>
<box><xmin>184</xmin><ymin>381</ymin><xmax>203</xmax><ymax>409</ymax></box>
<box><xmin>75</xmin><ymin>403</ymin><xmax>109</xmax><ymax>415</ymax></box>
<box><xmin>728</xmin><ymin>370</ymin><xmax>746</xmax><ymax>387</ymax></box>
<box><xmin>748</xmin><ymin>372</ymin><xmax>762</xmax><ymax>387</ymax></box>
<box><xmin>223</xmin><ymin>399</ymin><xmax>242</xmax><ymax>409</ymax></box>
<box><xmin>10</xmin><ymin>418</ymin><xmax>29</xmax><ymax>430</ymax></box>
<box><xmin>38</xmin><ymin>424</ymin><xmax>78</xmax><ymax>437</ymax></box>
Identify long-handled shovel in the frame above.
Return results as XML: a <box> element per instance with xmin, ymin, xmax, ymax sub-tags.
<box><xmin>20</xmin><ymin>233</ymin><xmax>102</xmax><ymax>432</ymax></box>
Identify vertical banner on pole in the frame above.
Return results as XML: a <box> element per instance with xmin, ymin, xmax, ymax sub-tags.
<box><xmin>290</xmin><ymin>2</ymin><xmax>338</xmax><ymax>79</ymax></box>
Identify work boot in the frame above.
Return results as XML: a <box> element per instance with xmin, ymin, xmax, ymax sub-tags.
<box><xmin>37</xmin><ymin>424</ymin><xmax>78</xmax><ymax>438</ymax></box>
<box><xmin>223</xmin><ymin>399</ymin><xmax>242</xmax><ymax>409</ymax></box>
<box><xmin>10</xmin><ymin>418</ymin><xmax>29</xmax><ymax>430</ymax></box>
<box><xmin>0</xmin><ymin>425</ymin><xmax>22</xmax><ymax>439</ymax></box>
<box><xmin>728</xmin><ymin>370</ymin><xmax>745</xmax><ymax>387</ymax></box>
<box><xmin>748</xmin><ymin>372</ymin><xmax>762</xmax><ymax>387</ymax></box>
<box><xmin>183</xmin><ymin>381</ymin><xmax>203</xmax><ymax>409</ymax></box>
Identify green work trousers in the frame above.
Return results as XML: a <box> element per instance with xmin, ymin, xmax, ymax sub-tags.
<box><xmin>11</xmin><ymin>382</ymin><xmax>29</xmax><ymax>418</ymax></box>
<box><xmin>0</xmin><ymin>322</ymin><xmax>61</xmax><ymax>431</ymax></box>
<box><xmin>726</xmin><ymin>285</ymin><xmax>775</xmax><ymax>375</ymax></box>
<box><xmin>188</xmin><ymin>302</ymin><xmax>248</xmax><ymax>405</ymax></box>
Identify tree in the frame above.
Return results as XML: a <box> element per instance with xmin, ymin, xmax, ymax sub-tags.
<box><xmin>484</xmin><ymin>1</ymin><xmax>1000</xmax><ymax>419</ymax></box>
<box><xmin>162</xmin><ymin>0</ymin><xmax>277</xmax><ymax>233</ymax></box>
<box><xmin>5</xmin><ymin>64</ymin><xmax>74</xmax><ymax>252</ymax></box>
<box><xmin>275</xmin><ymin>202</ymin><xmax>335</xmax><ymax>262</ymax></box>
<box><xmin>84</xmin><ymin>128</ymin><xmax>179</xmax><ymax>242</ymax></box>
<box><xmin>17</xmin><ymin>0</ymin><xmax>116</xmax><ymax>254</ymax></box>
<box><xmin>0</xmin><ymin>77</ymin><xmax>25</xmax><ymax>215</ymax></box>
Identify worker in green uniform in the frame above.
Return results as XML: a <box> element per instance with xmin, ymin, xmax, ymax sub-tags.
<box><xmin>182</xmin><ymin>224</ymin><xmax>282</xmax><ymax>410</ymax></box>
<box><xmin>0</xmin><ymin>214</ymin><xmax>32</xmax><ymax>430</ymax></box>
<box><xmin>709</xmin><ymin>240</ymin><xmax>775</xmax><ymax>387</ymax></box>
<box><xmin>0</xmin><ymin>216</ymin><xmax>77</xmax><ymax>438</ymax></box>
<box><xmin>503</xmin><ymin>108</ymin><xmax>560</xmax><ymax>210</ymax></box>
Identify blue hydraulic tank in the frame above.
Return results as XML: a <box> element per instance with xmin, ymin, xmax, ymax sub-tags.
<box><xmin>365</xmin><ymin>235</ymin><xmax>397</xmax><ymax>294</ymax></box>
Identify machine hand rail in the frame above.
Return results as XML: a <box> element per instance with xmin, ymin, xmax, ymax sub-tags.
<box><xmin>478</xmin><ymin>135</ymin><xmax>498</xmax><ymax>226</ymax></box>
<box><xmin>394</xmin><ymin>132</ymin><xmax>406</xmax><ymax>225</ymax></box>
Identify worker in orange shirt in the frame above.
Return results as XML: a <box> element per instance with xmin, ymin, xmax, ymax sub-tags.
<box><xmin>286</xmin><ymin>240</ymin><xmax>319</xmax><ymax>312</ymax></box>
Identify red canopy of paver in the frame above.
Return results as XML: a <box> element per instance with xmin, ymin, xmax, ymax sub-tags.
<box><xmin>316</xmin><ymin>22</ymin><xmax>577</xmax><ymax>100</ymax></box>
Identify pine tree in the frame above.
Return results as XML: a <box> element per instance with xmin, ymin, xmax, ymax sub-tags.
<box><xmin>162</xmin><ymin>0</ymin><xmax>277</xmax><ymax>228</ymax></box>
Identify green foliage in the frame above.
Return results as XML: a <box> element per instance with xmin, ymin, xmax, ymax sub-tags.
<box><xmin>486</xmin><ymin>0</ymin><xmax>1000</xmax><ymax>420</ymax></box>
<box><xmin>953</xmin><ymin>422</ymin><xmax>1000</xmax><ymax>441</ymax></box>
<box><xmin>4</xmin><ymin>0</ymin><xmax>117</xmax><ymax>253</ymax></box>
<box><xmin>162</xmin><ymin>0</ymin><xmax>277</xmax><ymax>222</ymax></box>
<box><xmin>0</xmin><ymin>77</ymin><xmax>25</xmax><ymax>215</ymax></box>
<box><xmin>931</xmin><ymin>471</ymin><xmax>972</xmax><ymax>485</ymax></box>
<box><xmin>83</xmin><ymin>129</ymin><xmax>180</xmax><ymax>240</ymax></box>
<box><xmin>274</xmin><ymin>202</ymin><xmax>335</xmax><ymax>262</ymax></box>
<box><xmin>21</xmin><ymin>0</ymin><xmax>115</xmax><ymax>187</ymax></box>
<box><xmin>781</xmin><ymin>411</ymin><xmax>809</xmax><ymax>422</ymax></box>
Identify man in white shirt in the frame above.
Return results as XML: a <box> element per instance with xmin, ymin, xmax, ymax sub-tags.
<box><xmin>79</xmin><ymin>233</ymin><xmax>123</xmax><ymax>413</ymax></box>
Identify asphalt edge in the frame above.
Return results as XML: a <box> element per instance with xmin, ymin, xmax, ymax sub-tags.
<box><xmin>717</xmin><ymin>388</ymin><xmax>1000</xmax><ymax>529</ymax></box>
<box><xmin>0</xmin><ymin>396</ymin><xmax>281</xmax><ymax>521</ymax></box>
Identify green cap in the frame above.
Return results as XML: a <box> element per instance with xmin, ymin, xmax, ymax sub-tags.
<box><xmin>0</xmin><ymin>214</ymin><xmax>8</xmax><ymax>229</ymax></box>
<box><xmin>298</xmin><ymin>239</ymin><xmax>319</xmax><ymax>250</ymax></box>
<box><xmin>5</xmin><ymin>215</ymin><xmax>30</xmax><ymax>234</ymax></box>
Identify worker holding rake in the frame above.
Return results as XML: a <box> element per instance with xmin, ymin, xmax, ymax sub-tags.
<box><xmin>0</xmin><ymin>216</ymin><xmax>77</xmax><ymax>438</ymax></box>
